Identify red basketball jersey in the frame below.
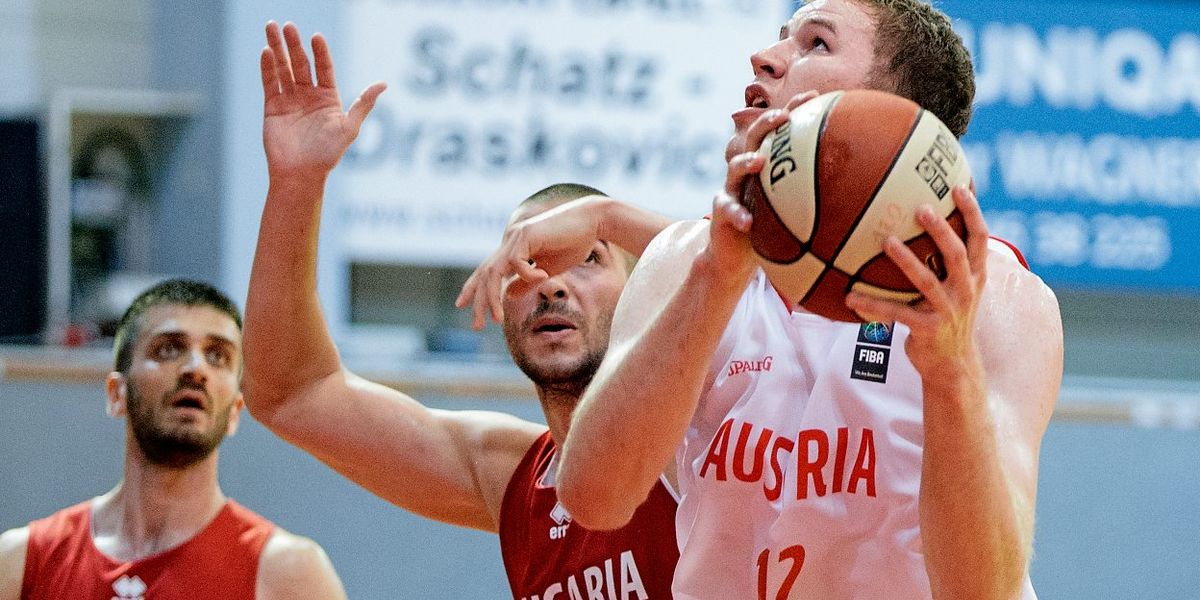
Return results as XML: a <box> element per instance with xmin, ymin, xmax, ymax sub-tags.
<box><xmin>21</xmin><ymin>499</ymin><xmax>274</xmax><ymax>600</ymax></box>
<box><xmin>500</xmin><ymin>431</ymin><xmax>679</xmax><ymax>600</ymax></box>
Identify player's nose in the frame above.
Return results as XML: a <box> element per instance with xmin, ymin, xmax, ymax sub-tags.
<box><xmin>751</xmin><ymin>41</ymin><xmax>787</xmax><ymax>79</ymax></box>
<box><xmin>179</xmin><ymin>348</ymin><xmax>209</xmax><ymax>381</ymax></box>
<box><xmin>536</xmin><ymin>275</ymin><xmax>569</xmax><ymax>301</ymax></box>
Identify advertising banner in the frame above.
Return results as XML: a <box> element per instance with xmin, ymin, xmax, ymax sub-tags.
<box><xmin>946</xmin><ymin>0</ymin><xmax>1200</xmax><ymax>293</ymax></box>
<box><xmin>342</xmin><ymin>0</ymin><xmax>792</xmax><ymax>265</ymax></box>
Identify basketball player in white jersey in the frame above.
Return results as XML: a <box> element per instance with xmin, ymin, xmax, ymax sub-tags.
<box><xmin>461</xmin><ymin>0</ymin><xmax>1064</xmax><ymax>598</ymax></box>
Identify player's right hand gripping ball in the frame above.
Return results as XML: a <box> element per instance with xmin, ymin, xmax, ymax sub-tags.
<box><xmin>741</xmin><ymin>89</ymin><xmax>972</xmax><ymax>322</ymax></box>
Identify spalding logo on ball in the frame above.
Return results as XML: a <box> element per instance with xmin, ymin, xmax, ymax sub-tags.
<box><xmin>743</xmin><ymin>89</ymin><xmax>972</xmax><ymax>322</ymax></box>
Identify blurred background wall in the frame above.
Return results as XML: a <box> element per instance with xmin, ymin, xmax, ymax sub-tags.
<box><xmin>2</xmin><ymin>0</ymin><xmax>1198</xmax><ymax>598</ymax></box>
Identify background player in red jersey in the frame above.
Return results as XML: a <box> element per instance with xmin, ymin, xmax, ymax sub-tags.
<box><xmin>462</xmin><ymin>0</ymin><xmax>1064</xmax><ymax>598</ymax></box>
<box><xmin>244</xmin><ymin>21</ymin><xmax>679</xmax><ymax>599</ymax></box>
<box><xmin>0</xmin><ymin>279</ymin><xmax>346</xmax><ymax>600</ymax></box>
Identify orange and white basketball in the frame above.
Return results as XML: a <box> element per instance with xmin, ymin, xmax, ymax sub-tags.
<box><xmin>742</xmin><ymin>89</ymin><xmax>972</xmax><ymax>322</ymax></box>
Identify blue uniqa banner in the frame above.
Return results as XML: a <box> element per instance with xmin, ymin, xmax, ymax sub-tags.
<box><xmin>942</xmin><ymin>0</ymin><xmax>1200</xmax><ymax>294</ymax></box>
<box><xmin>786</xmin><ymin>0</ymin><xmax>1200</xmax><ymax>293</ymax></box>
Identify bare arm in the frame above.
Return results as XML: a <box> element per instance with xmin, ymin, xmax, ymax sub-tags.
<box><xmin>847</xmin><ymin>190</ymin><xmax>1062</xmax><ymax>599</ymax></box>
<box><xmin>553</xmin><ymin>100</ymin><xmax>814</xmax><ymax>529</ymax></box>
<box><xmin>0</xmin><ymin>527</ymin><xmax>28</xmax><ymax>600</ymax></box>
<box><xmin>556</xmin><ymin>145</ymin><xmax>788</xmax><ymax>529</ymax></box>
<box><xmin>244</xmin><ymin>21</ymin><xmax>543</xmax><ymax>532</ymax></box>
<box><xmin>256</xmin><ymin>530</ymin><xmax>346</xmax><ymax>600</ymax></box>
<box><xmin>457</xmin><ymin>194</ymin><xmax>675</xmax><ymax>330</ymax></box>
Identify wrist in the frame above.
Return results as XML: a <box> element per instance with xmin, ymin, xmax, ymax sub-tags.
<box><xmin>918</xmin><ymin>351</ymin><xmax>986</xmax><ymax>408</ymax></box>
<box><xmin>267</xmin><ymin>168</ymin><xmax>329</xmax><ymax>191</ymax></box>
<box><xmin>692</xmin><ymin>243</ymin><xmax>757</xmax><ymax>298</ymax></box>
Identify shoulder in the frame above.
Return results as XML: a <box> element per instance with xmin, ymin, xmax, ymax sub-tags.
<box><xmin>438</xmin><ymin>409</ymin><xmax>545</xmax><ymax>456</ymax></box>
<box><xmin>437</xmin><ymin>409</ymin><xmax>546</xmax><ymax>486</ymax></box>
<box><xmin>257</xmin><ymin>529</ymin><xmax>346</xmax><ymax>600</ymax></box>
<box><xmin>441</xmin><ymin>411</ymin><xmax>547</xmax><ymax>518</ymax></box>
<box><xmin>0</xmin><ymin>527</ymin><xmax>30</xmax><ymax>600</ymax></box>
<box><xmin>976</xmin><ymin>246</ymin><xmax>1063</xmax><ymax>420</ymax></box>
<box><xmin>981</xmin><ymin>244</ymin><xmax>1062</xmax><ymax>340</ymax></box>
<box><xmin>259</xmin><ymin>529</ymin><xmax>328</xmax><ymax>573</ymax></box>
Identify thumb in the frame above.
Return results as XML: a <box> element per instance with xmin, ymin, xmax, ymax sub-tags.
<box><xmin>347</xmin><ymin>81</ymin><xmax>387</xmax><ymax>134</ymax></box>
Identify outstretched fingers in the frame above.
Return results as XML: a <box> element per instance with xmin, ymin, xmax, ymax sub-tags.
<box><xmin>282</xmin><ymin>22</ymin><xmax>314</xmax><ymax>87</ymax></box>
<box><xmin>462</xmin><ymin>272</ymin><xmax>491</xmax><ymax>331</ymax></box>
<box><xmin>265</xmin><ymin>21</ymin><xmax>296</xmax><ymax>96</ymax></box>
<box><xmin>311</xmin><ymin>33</ymin><xmax>337</xmax><ymax>89</ymax></box>
<box><xmin>260</xmin><ymin>47</ymin><xmax>280</xmax><ymax>100</ymax></box>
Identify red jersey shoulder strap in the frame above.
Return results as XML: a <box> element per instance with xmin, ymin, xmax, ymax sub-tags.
<box><xmin>215</xmin><ymin>500</ymin><xmax>275</xmax><ymax>555</ymax></box>
<box><xmin>499</xmin><ymin>430</ymin><xmax>555</xmax><ymax>532</ymax></box>
<box><xmin>22</xmin><ymin>500</ymin><xmax>94</xmax><ymax>598</ymax></box>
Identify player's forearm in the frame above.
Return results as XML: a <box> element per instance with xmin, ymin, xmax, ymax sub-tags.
<box><xmin>244</xmin><ymin>173</ymin><xmax>343</xmax><ymax>419</ymax></box>
<box><xmin>593</xmin><ymin>197</ymin><xmax>675</xmax><ymax>256</ymax></box>
<box><xmin>920</xmin><ymin>361</ymin><xmax>1029</xmax><ymax>600</ymax></box>
<box><xmin>558</xmin><ymin>251</ymin><xmax>747</xmax><ymax>529</ymax></box>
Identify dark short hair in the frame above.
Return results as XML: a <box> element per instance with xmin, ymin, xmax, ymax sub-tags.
<box><xmin>113</xmin><ymin>278</ymin><xmax>242</xmax><ymax>373</ymax></box>
<box><xmin>520</xmin><ymin>182</ymin><xmax>606</xmax><ymax>211</ymax></box>
<box><xmin>852</xmin><ymin>0</ymin><xmax>976</xmax><ymax>138</ymax></box>
<box><xmin>517</xmin><ymin>183</ymin><xmax>637</xmax><ymax>273</ymax></box>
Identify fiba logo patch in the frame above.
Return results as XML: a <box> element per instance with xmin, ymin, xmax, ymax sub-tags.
<box><xmin>852</xmin><ymin>322</ymin><xmax>893</xmax><ymax>383</ymax></box>
<box><xmin>549</xmin><ymin>501</ymin><xmax>572</xmax><ymax>540</ymax></box>
<box><xmin>112</xmin><ymin>574</ymin><xmax>146</xmax><ymax>600</ymax></box>
<box><xmin>856</xmin><ymin>321</ymin><xmax>892</xmax><ymax>345</ymax></box>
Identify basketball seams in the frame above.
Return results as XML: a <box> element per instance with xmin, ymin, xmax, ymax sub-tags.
<box><xmin>777</xmin><ymin>93</ymin><xmax>844</xmax><ymax>314</ymax></box>
<box><xmin>748</xmin><ymin>90</ymin><xmax>971</xmax><ymax>322</ymax></box>
<box><xmin>825</xmin><ymin>107</ymin><xmax>925</xmax><ymax>278</ymax></box>
<box><xmin>810</xmin><ymin>91</ymin><xmax>840</xmax><ymax>261</ymax></box>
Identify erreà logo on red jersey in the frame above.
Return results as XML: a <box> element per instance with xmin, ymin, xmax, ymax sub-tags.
<box><xmin>549</xmin><ymin>501</ymin><xmax>572</xmax><ymax>540</ymax></box>
<box><xmin>112</xmin><ymin>574</ymin><xmax>146</xmax><ymax>600</ymax></box>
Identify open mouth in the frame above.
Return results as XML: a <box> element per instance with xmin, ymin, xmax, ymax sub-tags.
<box><xmin>745</xmin><ymin>83</ymin><xmax>770</xmax><ymax>109</ymax></box>
<box><xmin>532</xmin><ymin>317</ymin><xmax>577</xmax><ymax>335</ymax></box>
<box><xmin>171</xmin><ymin>389</ymin><xmax>207</xmax><ymax>411</ymax></box>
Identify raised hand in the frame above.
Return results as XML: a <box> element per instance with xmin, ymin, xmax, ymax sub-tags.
<box><xmin>710</xmin><ymin>91</ymin><xmax>819</xmax><ymax>282</ymax></box>
<box><xmin>845</xmin><ymin>185</ymin><xmax>990</xmax><ymax>376</ymax></box>
<box><xmin>260</xmin><ymin>21</ymin><xmax>386</xmax><ymax>178</ymax></box>
<box><xmin>455</xmin><ymin>196</ymin><xmax>606</xmax><ymax>330</ymax></box>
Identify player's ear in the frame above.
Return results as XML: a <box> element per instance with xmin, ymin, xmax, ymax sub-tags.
<box><xmin>106</xmin><ymin>372</ymin><xmax>128</xmax><ymax>417</ymax></box>
<box><xmin>226</xmin><ymin>392</ymin><xmax>245</xmax><ymax>437</ymax></box>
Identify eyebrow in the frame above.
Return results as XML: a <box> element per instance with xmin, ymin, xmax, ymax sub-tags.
<box><xmin>146</xmin><ymin>331</ymin><xmax>238</xmax><ymax>351</ymax></box>
<box><xmin>782</xmin><ymin>15</ymin><xmax>838</xmax><ymax>40</ymax></box>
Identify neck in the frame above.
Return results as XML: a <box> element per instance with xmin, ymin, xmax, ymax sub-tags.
<box><xmin>90</xmin><ymin>443</ymin><xmax>225</xmax><ymax>561</ymax></box>
<box><xmin>535</xmin><ymin>382</ymin><xmax>585</xmax><ymax>448</ymax></box>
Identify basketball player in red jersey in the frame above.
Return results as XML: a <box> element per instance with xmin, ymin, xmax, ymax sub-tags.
<box><xmin>464</xmin><ymin>0</ymin><xmax>1064</xmax><ymax>598</ymax></box>
<box><xmin>0</xmin><ymin>279</ymin><xmax>346</xmax><ymax>600</ymax></box>
<box><xmin>243</xmin><ymin>21</ymin><xmax>679</xmax><ymax>599</ymax></box>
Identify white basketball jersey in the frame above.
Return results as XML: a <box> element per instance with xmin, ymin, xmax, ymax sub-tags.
<box><xmin>672</xmin><ymin>269</ymin><xmax>1037</xmax><ymax>599</ymax></box>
